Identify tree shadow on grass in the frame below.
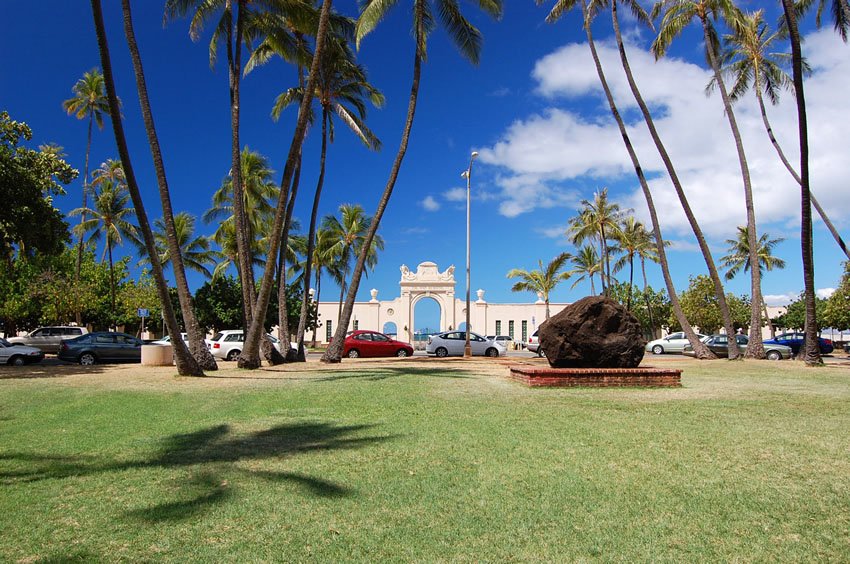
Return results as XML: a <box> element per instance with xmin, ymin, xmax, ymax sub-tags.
<box><xmin>313</xmin><ymin>366</ymin><xmax>472</xmax><ymax>382</ymax></box>
<box><xmin>1</xmin><ymin>421</ymin><xmax>393</xmax><ymax>522</ymax></box>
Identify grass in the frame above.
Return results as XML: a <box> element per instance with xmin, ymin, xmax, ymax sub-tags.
<box><xmin>1</xmin><ymin>357</ymin><xmax>849</xmax><ymax>562</ymax></box>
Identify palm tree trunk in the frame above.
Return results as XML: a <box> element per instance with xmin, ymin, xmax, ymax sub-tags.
<box><xmin>75</xmin><ymin>114</ymin><xmax>94</xmax><ymax>325</ymax></box>
<box><xmin>762</xmin><ymin>295</ymin><xmax>775</xmax><ymax>339</ymax></box>
<box><xmin>589</xmin><ymin>274</ymin><xmax>595</xmax><ymax>296</ymax></box>
<box><xmin>627</xmin><ymin>252</ymin><xmax>634</xmax><ymax>311</ymax></box>
<box><xmin>120</xmin><ymin>0</ymin><xmax>216</xmax><ymax>370</ymax></box>
<box><xmin>701</xmin><ymin>15</ymin><xmax>765</xmax><ymax>358</ymax></box>
<box><xmin>603</xmin><ymin>0</ymin><xmax>714</xmax><ymax>358</ymax></box>
<box><xmin>238</xmin><ymin>0</ymin><xmax>333</xmax><ymax>369</ymax></box>
<box><xmin>640</xmin><ymin>256</ymin><xmax>655</xmax><ymax>337</ymax></box>
<box><xmin>310</xmin><ymin>266</ymin><xmax>322</xmax><ymax>348</ymax></box>
<box><xmin>90</xmin><ymin>0</ymin><xmax>202</xmax><ymax>375</ymax></box>
<box><xmin>599</xmin><ymin>226</ymin><xmax>609</xmax><ymax>295</ymax></box>
<box><xmin>226</xmin><ymin>0</ymin><xmax>255</xmax><ymax>330</ymax></box>
<box><xmin>781</xmin><ymin>0</ymin><xmax>821</xmax><ymax>366</ymax></box>
<box><xmin>297</xmin><ymin>108</ymin><xmax>329</xmax><ymax>361</ymax></box>
<box><xmin>545</xmin><ymin>298</ymin><xmax>550</xmax><ymax>320</ymax></box>
<box><xmin>337</xmin><ymin>251</ymin><xmax>349</xmax><ymax>322</ymax></box>
<box><xmin>322</xmin><ymin>36</ymin><xmax>423</xmax><ymax>363</ymax></box>
<box><xmin>608</xmin><ymin>1</ymin><xmax>721</xmax><ymax>359</ymax></box>
<box><xmin>756</xmin><ymin>89</ymin><xmax>850</xmax><ymax>260</ymax></box>
<box><xmin>107</xmin><ymin>237</ymin><xmax>116</xmax><ymax>329</ymax></box>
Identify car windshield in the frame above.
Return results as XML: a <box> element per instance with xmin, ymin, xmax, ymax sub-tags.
<box><xmin>211</xmin><ymin>332</ymin><xmax>224</xmax><ymax>342</ymax></box>
<box><xmin>0</xmin><ymin>338</ymin><xmax>10</xmax><ymax>347</ymax></box>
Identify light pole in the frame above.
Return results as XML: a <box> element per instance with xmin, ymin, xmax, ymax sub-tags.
<box><xmin>461</xmin><ymin>150</ymin><xmax>479</xmax><ymax>358</ymax></box>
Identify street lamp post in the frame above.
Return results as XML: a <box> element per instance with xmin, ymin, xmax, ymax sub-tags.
<box><xmin>461</xmin><ymin>151</ymin><xmax>479</xmax><ymax>358</ymax></box>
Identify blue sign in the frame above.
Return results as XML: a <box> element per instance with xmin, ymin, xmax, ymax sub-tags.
<box><xmin>138</xmin><ymin>308</ymin><xmax>149</xmax><ymax>318</ymax></box>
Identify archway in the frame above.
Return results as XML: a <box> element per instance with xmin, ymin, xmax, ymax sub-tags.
<box><xmin>412</xmin><ymin>295</ymin><xmax>441</xmax><ymax>348</ymax></box>
<box><xmin>382</xmin><ymin>321</ymin><xmax>398</xmax><ymax>337</ymax></box>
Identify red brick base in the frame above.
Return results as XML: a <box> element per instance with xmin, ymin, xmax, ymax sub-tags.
<box><xmin>508</xmin><ymin>365</ymin><xmax>682</xmax><ymax>388</ymax></box>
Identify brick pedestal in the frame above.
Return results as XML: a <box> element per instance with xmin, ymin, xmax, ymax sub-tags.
<box><xmin>508</xmin><ymin>365</ymin><xmax>681</xmax><ymax>388</ymax></box>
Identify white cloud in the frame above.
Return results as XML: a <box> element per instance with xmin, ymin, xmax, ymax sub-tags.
<box><xmin>764</xmin><ymin>293</ymin><xmax>798</xmax><ymax>306</ymax></box>
<box><xmin>817</xmin><ymin>287</ymin><xmax>836</xmax><ymax>299</ymax></box>
<box><xmin>402</xmin><ymin>227</ymin><xmax>429</xmax><ymax>235</ymax></box>
<box><xmin>480</xmin><ymin>30</ymin><xmax>850</xmax><ymax>240</ymax></box>
<box><xmin>443</xmin><ymin>187</ymin><xmax>466</xmax><ymax>202</ymax></box>
<box><xmin>421</xmin><ymin>196</ymin><xmax>440</xmax><ymax>211</ymax></box>
<box><xmin>537</xmin><ymin>225</ymin><xmax>568</xmax><ymax>239</ymax></box>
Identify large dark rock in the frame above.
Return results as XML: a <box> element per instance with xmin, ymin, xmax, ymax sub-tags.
<box><xmin>538</xmin><ymin>296</ymin><xmax>646</xmax><ymax>368</ymax></box>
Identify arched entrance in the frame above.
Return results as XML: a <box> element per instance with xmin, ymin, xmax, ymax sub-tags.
<box><xmin>412</xmin><ymin>295</ymin><xmax>441</xmax><ymax>348</ymax></box>
<box><xmin>397</xmin><ymin>262</ymin><xmax>457</xmax><ymax>342</ymax></box>
<box><xmin>382</xmin><ymin>321</ymin><xmax>398</xmax><ymax>337</ymax></box>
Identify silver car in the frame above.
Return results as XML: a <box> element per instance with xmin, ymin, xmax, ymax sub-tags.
<box><xmin>8</xmin><ymin>326</ymin><xmax>88</xmax><ymax>354</ymax></box>
<box><xmin>646</xmin><ymin>332</ymin><xmax>707</xmax><ymax>355</ymax></box>
<box><xmin>426</xmin><ymin>331</ymin><xmax>506</xmax><ymax>357</ymax></box>
<box><xmin>0</xmin><ymin>338</ymin><xmax>45</xmax><ymax>365</ymax></box>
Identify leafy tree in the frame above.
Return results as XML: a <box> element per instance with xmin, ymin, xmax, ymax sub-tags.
<box><xmin>608</xmin><ymin>281</ymin><xmax>671</xmax><ymax>337</ymax></box>
<box><xmin>823</xmin><ymin>263</ymin><xmax>850</xmax><ymax>331</ymax></box>
<box><xmin>0</xmin><ymin>111</ymin><xmax>75</xmax><ymax>259</ymax></box>
<box><xmin>567</xmin><ymin>187</ymin><xmax>623</xmax><ymax>295</ymax></box>
<box><xmin>140</xmin><ymin>212</ymin><xmax>222</xmax><ymax>279</ymax></box>
<box><xmin>194</xmin><ymin>275</ymin><xmax>244</xmax><ymax>332</ymax></box>
<box><xmin>675</xmin><ymin>275</ymin><xmax>750</xmax><ymax>334</ymax></box>
<box><xmin>506</xmin><ymin>253</ymin><xmax>572</xmax><ymax>320</ymax></box>
<box><xmin>115</xmin><ymin>270</ymin><xmax>162</xmax><ymax>335</ymax></box>
<box><xmin>775</xmin><ymin>294</ymin><xmax>827</xmax><ymax>332</ymax></box>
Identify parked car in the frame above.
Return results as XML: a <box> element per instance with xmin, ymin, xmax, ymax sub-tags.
<box><xmin>343</xmin><ymin>330</ymin><xmax>414</xmax><ymax>358</ymax></box>
<box><xmin>426</xmin><ymin>331</ymin><xmax>506</xmax><ymax>357</ymax></box>
<box><xmin>151</xmin><ymin>333</ymin><xmax>188</xmax><ymax>346</ymax></box>
<box><xmin>8</xmin><ymin>326</ymin><xmax>88</xmax><ymax>354</ymax></box>
<box><xmin>527</xmin><ymin>329</ymin><xmax>543</xmax><ymax>356</ymax></box>
<box><xmin>206</xmin><ymin>330</ymin><xmax>287</xmax><ymax>361</ymax></box>
<box><xmin>58</xmin><ymin>332</ymin><xmax>143</xmax><ymax>365</ymax></box>
<box><xmin>763</xmin><ymin>332</ymin><xmax>834</xmax><ymax>355</ymax></box>
<box><xmin>0</xmin><ymin>338</ymin><xmax>45</xmax><ymax>365</ymax></box>
<box><xmin>683</xmin><ymin>334</ymin><xmax>792</xmax><ymax>360</ymax></box>
<box><xmin>646</xmin><ymin>332</ymin><xmax>707</xmax><ymax>355</ymax></box>
<box><xmin>486</xmin><ymin>335</ymin><xmax>516</xmax><ymax>350</ymax></box>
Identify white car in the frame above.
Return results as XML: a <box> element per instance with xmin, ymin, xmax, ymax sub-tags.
<box><xmin>0</xmin><ymin>337</ymin><xmax>45</xmax><ymax>365</ymax></box>
<box><xmin>151</xmin><ymin>333</ymin><xmax>188</xmax><ymax>346</ymax></box>
<box><xmin>206</xmin><ymin>330</ymin><xmax>285</xmax><ymax>361</ymax></box>
<box><xmin>425</xmin><ymin>331</ymin><xmax>506</xmax><ymax>357</ymax></box>
<box><xmin>527</xmin><ymin>329</ymin><xmax>543</xmax><ymax>356</ymax></box>
<box><xmin>646</xmin><ymin>332</ymin><xmax>707</xmax><ymax>355</ymax></box>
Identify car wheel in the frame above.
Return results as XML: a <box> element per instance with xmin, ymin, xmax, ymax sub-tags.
<box><xmin>486</xmin><ymin>347</ymin><xmax>499</xmax><ymax>358</ymax></box>
<box><xmin>536</xmin><ymin>347</ymin><xmax>544</xmax><ymax>357</ymax></box>
<box><xmin>347</xmin><ymin>349</ymin><xmax>360</xmax><ymax>358</ymax></box>
<box><xmin>766</xmin><ymin>350</ymin><xmax>782</xmax><ymax>361</ymax></box>
<box><xmin>226</xmin><ymin>349</ymin><xmax>240</xmax><ymax>361</ymax></box>
<box><xmin>396</xmin><ymin>349</ymin><xmax>409</xmax><ymax>358</ymax></box>
<box><xmin>79</xmin><ymin>353</ymin><xmax>96</xmax><ymax>366</ymax></box>
<box><xmin>652</xmin><ymin>345</ymin><xmax>664</xmax><ymax>355</ymax></box>
<box><xmin>10</xmin><ymin>356</ymin><xmax>25</xmax><ymax>367</ymax></box>
<box><xmin>435</xmin><ymin>347</ymin><xmax>448</xmax><ymax>358</ymax></box>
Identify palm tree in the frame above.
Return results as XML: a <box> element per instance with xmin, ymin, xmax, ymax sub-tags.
<box><xmin>567</xmin><ymin>188</ymin><xmax>623</xmax><ymax>295</ymax></box>
<box><xmin>321</xmin><ymin>0</ymin><xmax>504</xmax><ymax>363</ymax></box>
<box><xmin>139</xmin><ymin>212</ymin><xmax>222</xmax><ymax>279</ymax></box>
<box><xmin>779</xmin><ymin>0</ymin><xmax>850</xmax><ymax>365</ymax></box>
<box><xmin>568</xmin><ymin>245</ymin><xmax>602</xmax><ymax>296</ymax></box>
<box><xmin>119</xmin><ymin>0</ymin><xmax>218</xmax><ymax>370</ymax></box>
<box><xmin>721</xmin><ymin>226</ymin><xmax>786</xmax><ymax>338</ymax></box>
<box><xmin>238</xmin><ymin>0</ymin><xmax>335</xmax><ymax>369</ymax></box>
<box><xmin>719</xmin><ymin>10</ymin><xmax>849</xmax><ymax>261</ymax></box>
<box><xmin>165</xmin><ymin>0</ymin><xmax>261</xmax><ymax>333</ymax></box>
<box><xmin>289</xmin><ymin>227</ymin><xmax>343</xmax><ymax>348</ymax></box>
<box><xmin>203</xmin><ymin>147</ymin><xmax>279</xmax><ymax>293</ymax></box>
<box><xmin>613</xmin><ymin>216</ymin><xmax>650</xmax><ymax>311</ymax></box>
<box><xmin>261</xmin><ymin>33</ymin><xmax>384</xmax><ymax>360</ymax></box>
<box><xmin>69</xmin><ymin>174</ymin><xmax>139</xmax><ymax>330</ymax></box>
<box><xmin>90</xmin><ymin>0</ymin><xmax>203</xmax><ymax>376</ymax></box>
<box><xmin>540</xmin><ymin>0</ymin><xmax>717</xmax><ymax>359</ymax></box>
<box><xmin>652</xmin><ymin>0</ymin><xmax>766</xmax><ymax>358</ymax></box>
<box><xmin>507</xmin><ymin>253</ymin><xmax>572</xmax><ymax>319</ymax></box>
<box><xmin>322</xmin><ymin>204</ymin><xmax>384</xmax><ymax>320</ymax></box>
<box><xmin>62</xmin><ymin>68</ymin><xmax>112</xmax><ymax>306</ymax></box>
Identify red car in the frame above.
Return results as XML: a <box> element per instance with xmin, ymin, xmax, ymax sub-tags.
<box><xmin>343</xmin><ymin>330</ymin><xmax>414</xmax><ymax>358</ymax></box>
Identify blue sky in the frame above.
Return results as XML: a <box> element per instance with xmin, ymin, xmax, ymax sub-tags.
<box><xmin>3</xmin><ymin>2</ymin><xmax>848</xmax><ymax>331</ymax></box>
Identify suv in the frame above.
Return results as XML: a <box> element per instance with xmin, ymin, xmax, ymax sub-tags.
<box><xmin>8</xmin><ymin>326</ymin><xmax>89</xmax><ymax>354</ymax></box>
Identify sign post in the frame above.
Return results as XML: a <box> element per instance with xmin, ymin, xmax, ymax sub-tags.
<box><xmin>138</xmin><ymin>308</ymin><xmax>149</xmax><ymax>338</ymax></box>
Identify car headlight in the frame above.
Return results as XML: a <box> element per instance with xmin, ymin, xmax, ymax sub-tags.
<box><xmin>27</xmin><ymin>351</ymin><xmax>41</xmax><ymax>356</ymax></box>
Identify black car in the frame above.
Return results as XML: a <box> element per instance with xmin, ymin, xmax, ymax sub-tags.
<box><xmin>58</xmin><ymin>332</ymin><xmax>143</xmax><ymax>365</ymax></box>
<box><xmin>763</xmin><ymin>332</ymin><xmax>834</xmax><ymax>355</ymax></box>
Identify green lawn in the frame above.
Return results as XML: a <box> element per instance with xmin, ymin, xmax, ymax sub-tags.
<box><xmin>1</xmin><ymin>358</ymin><xmax>849</xmax><ymax>562</ymax></box>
